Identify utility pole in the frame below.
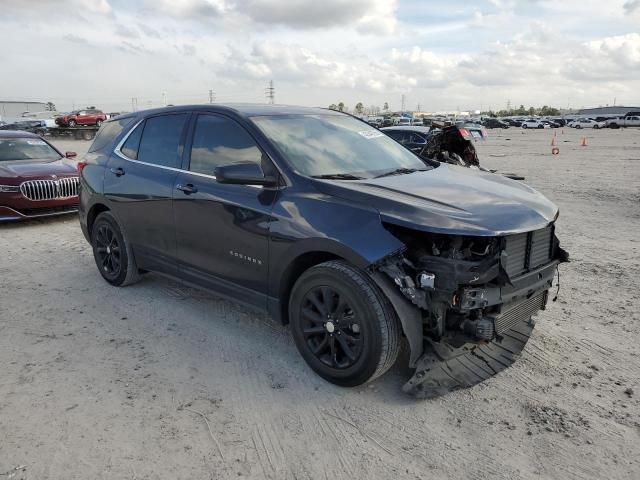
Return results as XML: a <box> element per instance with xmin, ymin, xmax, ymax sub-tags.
<box><xmin>265</xmin><ymin>80</ymin><xmax>275</xmax><ymax>104</ymax></box>
<box><xmin>131</xmin><ymin>97</ymin><xmax>137</xmax><ymax>112</ymax></box>
<box><xmin>416</xmin><ymin>103</ymin><xmax>421</xmax><ymax>112</ymax></box>
<box><xmin>401</xmin><ymin>94</ymin><xmax>406</xmax><ymax>111</ymax></box>
<box><xmin>162</xmin><ymin>91</ymin><xmax>168</xmax><ymax>107</ymax></box>
<box><xmin>209</xmin><ymin>89</ymin><xmax>216</xmax><ymax>104</ymax></box>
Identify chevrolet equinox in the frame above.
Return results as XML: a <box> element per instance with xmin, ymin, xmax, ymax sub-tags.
<box><xmin>79</xmin><ymin>105</ymin><xmax>568</xmax><ymax>397</ymax></box>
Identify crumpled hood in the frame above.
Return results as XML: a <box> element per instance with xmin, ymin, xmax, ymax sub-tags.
<box><xmin>313</xmin><ymin>164</ymin><xmax>558</xmax><ymax>236</ymax></box>
<box><xmin>0</xmin><ymin>159</ymin><xmax>77</xmax><ymax>182</ymax></box>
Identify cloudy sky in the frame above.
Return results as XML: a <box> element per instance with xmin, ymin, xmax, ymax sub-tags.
<box><xmin>1</xmin><ymin>0</ymin><xmax>639</xmax><ymax>112</ymax></box>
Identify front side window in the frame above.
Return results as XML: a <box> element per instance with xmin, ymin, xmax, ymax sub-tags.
<box><xmin>252</xmin><ymin>114</ymin><xmax>429</xmax><ymax>178</ymax></box>
<box><xmin>136</xmin><ymin>114</ymin><xmax>188</xmax><ymax>168</ymax></box>
<box><xmin>188</xmin><ymin>114</ymin><xmax>262</xmax><ymax>176</ymax></box>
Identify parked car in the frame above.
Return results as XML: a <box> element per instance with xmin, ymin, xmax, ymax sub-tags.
<box><xmin>521</xmin><ymin>119</ymin><xmax>548</xmax><ymax>129</ymax></box>
<box><xmin>542</xmin><ymin>120</ymin><xmax>561</xmax><ymax>128</ymax></box>
<box><xmin>503</xmin><ymin>118</ymin><xmax>522</xmax><ymax>127</ymax></box>
<box><xmin>0</xmin><ymin>120</ymin><xmax>48</xmax><ymax>136</ymax></box>
<box><xmin>606</xmin><ymin>115</ymin><xmax>640</xmax><ymax>129</ymax></box>
<box><xmin>568</xmin><ymin>118</ymin><xmax>605</xmax><ymax>129</ymax></box>
<box><xmin>457</xmin><ymin>121</ymin><xmax>488</xmax><ymax>140</ymax></box>
<box><xmin>0</xmin><ymin>130</ymin><xmax>79</xmax><ymax>221</ymax></box>
<box><xmin>482</xmin><ymin>118</ymin><xmax>509</xmax><ymax>129</ymax></box>
<box><xmin>55</xmin><ymin>109</ymin><xmax>107</xmax><ymax>127</ymax></box>
<box><xmin>395</xmin><ymin>117</ymin><xmax>411</xmax><ymax>126</ymax></box>
<box><xmin>549</xmin><ymin>118</ymin><xmax>567</xmax><ymax>127</ymax></box>
<box><xmin>411</xmin><ymin>118</ymin><xmax>424</xmax><ymax>126</ymax></box>
<box><xmin>78</xmin><ymin>104</ymin><xmax>567</xmax><ymax>397</ymax></box>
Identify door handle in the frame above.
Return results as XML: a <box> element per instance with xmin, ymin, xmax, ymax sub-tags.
<box><xmin>110</xmin><ymin>167</ymin><xmax>125</xmax><ymax>177</ymax></box>
<box><xmin>176</xmin><ymin>183</ymin><xmax>197</xmax><ymax>194</ymax></box>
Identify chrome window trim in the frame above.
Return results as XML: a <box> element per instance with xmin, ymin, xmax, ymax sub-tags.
<box><xmin>112</xmin><ymin>115</ymin><xmax>266</xmax><ymax>188</ymax></box>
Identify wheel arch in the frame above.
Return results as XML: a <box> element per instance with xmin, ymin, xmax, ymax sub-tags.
<box><xmin>86</xmin><ymin>203</ymin><xmax>110</xmax><ymax>240</ymax></box>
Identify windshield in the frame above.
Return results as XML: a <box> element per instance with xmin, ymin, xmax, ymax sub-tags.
<box><xmin>0</xmin><ymin>138</ymin><xmax>61</xmax><ymax>162</ymax></box>
<box><xmin>251</xmin><ymin>114</ymin><xmax>430</xmax><ymax>178</ymax></box>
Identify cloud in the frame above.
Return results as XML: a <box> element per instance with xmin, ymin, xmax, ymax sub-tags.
<box><xmin>623</xmin><ymin>0</ymin><xmax>640</xmax><ymax>14</ymax></box>
<box><xmin>115</xmin><ymin>24</ymin><xmax>140</xmax><ymax>39</ymax></box>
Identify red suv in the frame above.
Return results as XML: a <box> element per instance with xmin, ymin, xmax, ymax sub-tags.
<box><xmin>55</xmin><ymin>109</ymin><xmax>107</xmax><ymax>127</ymax></box>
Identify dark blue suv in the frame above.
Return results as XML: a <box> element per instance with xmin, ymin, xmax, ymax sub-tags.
<box><xmin>79</xmin><ymin>104</ymin><xmax>567</xmax><ymax>397</ymax></box>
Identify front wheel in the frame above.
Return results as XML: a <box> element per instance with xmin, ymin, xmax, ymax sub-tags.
<box><xmin>289</xmin><ymin>260</ymin><xmax>401</xmax><ymax>387</ymax></box>
<box><xmin>96</xmin><ymin>119</ymin><xmax>103</xmax><ymax>127</ymax></box>
<box><xmin>91</xmin><ymin>212</ymin><xmax>141</xmax><ymax>286</ymax></box>
<box><xmin>68</xmin><ymin>119</ymin><xmax>77</xmax><ymax>127</ymax></box>
<box><xmin>522</xmin><ymin>124</ymin><xmax>528</xmax><ymax>129</ymax></box>
<box><xmin>593</xmin><ymin>125</ymin><xmax>599</xmax><ymax>129</ymax></box>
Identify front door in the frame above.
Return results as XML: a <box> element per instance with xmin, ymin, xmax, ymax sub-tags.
<box><xmin>104</xmin><ymin>112</ymin><xmax>190</xmax><ymax>276</ymax></box>
<box><xmin>172</xmin><ymin>113</ymin><xmax>276</xmax><ymax>308</ymax></box>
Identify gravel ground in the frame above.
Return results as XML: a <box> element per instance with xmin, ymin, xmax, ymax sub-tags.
<box><xmin>1</xmin><ymin>128</ymin><xmax>639</xmax><ymax>479</ymax></box>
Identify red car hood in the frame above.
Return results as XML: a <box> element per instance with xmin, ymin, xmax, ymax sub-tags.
<box><xmin>0</xmin><ymin>158</ymin><xmax>78</xmax><ymax>183</ymax></box>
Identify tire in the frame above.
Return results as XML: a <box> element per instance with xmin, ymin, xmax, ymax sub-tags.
<box><xmin>82</xmin><ymin>130</ymin><xmax>95</xmax><ymax>141</ymax></box>
<box><xmin>576</xmin><ymin>125</ymin><xmax>582</xmax><ymax>129</ymax></box>
<box><xmin>68</xmin><ymin>119</ymin><xmax>77</xmax><ymax>127</ymax></box>
<box><xmin>289</xmin><ymin>260</ymin><xmax>401</xmax><ymax>387</ymax></box>
<box><xmin>522</xmin><ymin>124</ymin><xmax>528</xmax><ymax>129</ymax></box>
<box><xmin>91</xmin><ymin>211</ymin><xmax>141</xmax><ymax>287</ymax></box>
<box><xmin>96</xmin><ymin>119</ymin><xmax>103</xmax><ymax>127</ymax></box>
<box><xmin>537</xmin><ymin>124</ymin><xmax>544</xmax><ymax>129</ymax></box>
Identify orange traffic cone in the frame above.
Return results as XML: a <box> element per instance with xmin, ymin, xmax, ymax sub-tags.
<box><xmin>581</xmin><ymin>137</ymin><xmax>588</xmax><ymax>147</ymax></box>
<box><xmin>551</xmin><ymin>137</ymin><xmax>557</xmax><ymax>146</ymax></box>
<box><xmin>552</xmin><ymin>147</ymin><xmax>560</xmax><ymax>155</ymax></box>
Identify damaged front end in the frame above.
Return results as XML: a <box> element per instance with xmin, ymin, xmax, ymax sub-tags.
<box><xmin>371</xmin><ymin>223</ymin><xmax>569</xmax><ymax>398</ymax></box>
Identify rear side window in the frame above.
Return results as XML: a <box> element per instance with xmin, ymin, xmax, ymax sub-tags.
<box><xmin>88</xmin><ymin>117</ymin><xmax>134</xmax><ymax>153</ymax></box>
<box><xmin>136</xmin><ymin>114</ymin><xmax>188</xmax><ymax>168</ymax></box>
<box><xmin>188</xmin><ymin>114</ymin><xmax>262</xmax><ymax>176</ymax></box>
<box><xmin>121</xmin><ymin>122</ymin><xmax>143</xmax><ymax>159</ymax></box>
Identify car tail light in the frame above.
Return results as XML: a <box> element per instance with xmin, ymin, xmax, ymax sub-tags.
<box><xmin>77</xmin><ymin>161</ymin><xmax>87</xmax><ymax>174</ymax></box>
<box><xmin>458</xmin><ymin>128</ymin><xmax>471</xmax><ymax>138</ymax></box>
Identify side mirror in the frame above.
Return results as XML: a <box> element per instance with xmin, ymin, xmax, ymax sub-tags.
<box><xmin>215</xmin><ymin>162</ymin><xmax>277</xmax><ymax>187</ymax></box>
<box><xmin>65</xmin><ymin>151</ymin><xmax>77</xmax><ymax>158</ymax></box>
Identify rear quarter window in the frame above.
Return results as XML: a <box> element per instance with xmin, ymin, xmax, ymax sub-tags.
<box><xmin>88</xmin><ymin>117</ymin><xmax>134</xmax><ymax>153</ymax></box>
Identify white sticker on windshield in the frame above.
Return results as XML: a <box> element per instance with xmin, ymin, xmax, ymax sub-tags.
<box><xmin>358</xmin><ymin>130</ymin><xmax>384</xmax><ymax>139</ymax></box>
<box><xmin>26</xmin><ymin>140</ymin><xmax>47</xmax><ymax>145</ymax></box>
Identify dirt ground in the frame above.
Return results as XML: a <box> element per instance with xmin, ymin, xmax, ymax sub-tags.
<box><xmin>1</xmin><ymin>127</ymin><xmax>639</xmax><ymax>480</ymax></box>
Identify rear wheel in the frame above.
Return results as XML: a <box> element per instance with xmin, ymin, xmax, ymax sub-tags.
<box><xmin>96</xmin><ymin>119</ymin><xmax>103</xmax><ymax>127</ymax></box>
<box><xmin>91</xmin><ymin>212</ymin><xmax>141</xmax><ymax>286</ymax></box>
<box><xmin>289</xmin><ymin>260</ymin><xmax>401</xmax><ymax>387</ymax></box>
<box><xmin>68</xmin><ymin>119</ymin><xmax>77</xmax><ymax>127</ymax></box>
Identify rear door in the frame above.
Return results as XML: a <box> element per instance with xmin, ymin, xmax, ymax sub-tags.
<box><xmin>172</xmin><ymin>113</ymin><xmax>275</xmax><ymax>307</ymax></box>
<box><xmin>76</xmin><ymin>110</ymin><xmax>89</xmax><ymax>125</ymax></box>
<box><xmin>104</xmin><ymin>112</ymin><xmax>190</xmax><ymax>275</ymax></box>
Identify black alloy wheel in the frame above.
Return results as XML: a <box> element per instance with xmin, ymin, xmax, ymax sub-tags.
<box><xmin>300</xmin><ymin>286</ymin><xmax>362</xmax><ymax>369</ymax></box>
<box><xmin>94</xmin><ymin>223</ymin><xmax>122</xmax><ymax>280</ymax></box>
<box><xmin>289</xmin><ymin>260</ymin><xmax>401</xmax><ymax>387</ymax></box>
<box><xmin>91</xmin><ymin>211</ymin><xmax>141</xmax><ymax>286</ymax></box>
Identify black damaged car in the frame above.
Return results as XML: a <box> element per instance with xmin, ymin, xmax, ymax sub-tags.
<box><xmin>78</xmin><ymin>105</ymin><xmax>568</xmax><ymax>397</ymax></box>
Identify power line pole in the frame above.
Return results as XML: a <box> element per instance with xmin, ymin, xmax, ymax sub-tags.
<box><xmin>131</xmin><ymin>97</ymin><xmax>137</xmax><ymax>112</ymax></box>
<box><xmin>209</xmin><ymin>89</ymin><xmax>216</xmax><ymax>104</ymax></box>
<box><xmin>401</xmin><ymin>94</ymin><xmax>406</xmax><ymax>111</ymax></box>
<box><xmin>265</xmin><ymin>80</ymin><xmax>275</xmax><ymax>104</ymax></box>
<box><xmin>162</xmin><ymin>91</ymin><xmax>168</xmax><ymax>107</ymax></box>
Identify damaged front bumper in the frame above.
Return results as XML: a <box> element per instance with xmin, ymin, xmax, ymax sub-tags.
<box><xmin>370</xmin><ymin>225</ymin><xmax>568</xmax><ymax>398</ymax></box>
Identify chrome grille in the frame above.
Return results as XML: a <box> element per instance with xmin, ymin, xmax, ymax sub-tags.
<box><xmin>503</xmin><ymin>225</ymin><xmax>554</xmax><ymax>278</ymax></box>
<box><xmin>20</xmin><ymin>177</ymin><xmax>79</xmax><ymax>201</ymax></box>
